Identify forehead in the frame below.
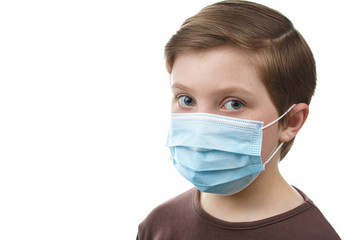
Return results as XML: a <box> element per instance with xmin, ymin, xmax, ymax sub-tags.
<box><xmin>170</xmin><ymin>47</ymin><xmax>266</xmax><ymax>95</ymax></box>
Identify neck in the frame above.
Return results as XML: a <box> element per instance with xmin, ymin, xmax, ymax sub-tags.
<box><xmin>199</xmin><ymin>162</ymin><xmax>304</xmax><ymax>222</ymax></box>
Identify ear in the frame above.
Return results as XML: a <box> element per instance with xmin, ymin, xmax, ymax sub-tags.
<box><xmin>279</xmin><ymin>103</ymin><xmax>309</xmax><ymax>143</ymax></box>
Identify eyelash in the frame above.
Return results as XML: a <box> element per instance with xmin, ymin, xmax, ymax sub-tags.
<box><xmin>222</xmin><ymin>99</ymin><xmax>244</xmax><ymax>111</ymax></box>
<box><xmin>177</xmin><ymin>95</ymin><xmax>196</xmax><ymax>107</ymax></box>
<box><xmin>176</xmin><ymin>95</ymin><xmax>245</xmax><ymax>111</ymax></box>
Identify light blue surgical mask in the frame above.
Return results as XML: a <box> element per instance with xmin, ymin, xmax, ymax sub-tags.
<box><xmin>166</xmin><ymin>105</ymin><xmax>295</xmax><ymax>195</ymax></box>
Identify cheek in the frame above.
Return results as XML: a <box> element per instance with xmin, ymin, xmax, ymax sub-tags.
<box><xmin>170</xmin><ymin>99</ymin><xmax>179</xmax><ymax>113</ymax></box>
<box><xmin>171</xmin><ymin>103</ymin><xmax>176</xmax><ymax>113</ymax></box>
<box><xmin>171</xmin><ymin>102</ymin><xmax>183</xmax><ymax>113</ymax></box>
<box><xmin>260</xmin><ymin>126</ymin><xmax>281</xmax><ymax>162</ymax></box>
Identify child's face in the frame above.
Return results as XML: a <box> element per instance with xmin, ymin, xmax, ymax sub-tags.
<box><xmin>170</xmin><ymin>46</ymin><xmax>283</xmax><ymax>163</ymax></box>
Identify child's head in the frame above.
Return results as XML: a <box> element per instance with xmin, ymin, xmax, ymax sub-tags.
<box><xmin>165</xmin><ymin>0</ymin><xmax>316</xmax><ymax>160</ymax></box>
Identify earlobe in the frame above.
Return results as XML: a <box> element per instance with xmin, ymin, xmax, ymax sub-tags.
<box><xmin>279</xmin><ymin>103</ymin><xmax>309</xmax><ymax>143</ymax></box>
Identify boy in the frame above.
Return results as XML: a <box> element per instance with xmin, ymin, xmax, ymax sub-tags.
<box><xmin>137</xmin><ymin>1</ymin><xmax>340</xmax><ymax>239</ymax></box>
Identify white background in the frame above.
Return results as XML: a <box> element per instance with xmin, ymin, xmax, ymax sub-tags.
<box><xmin>0</xmin><ymin>0</ymin><xmax>358</xmax><ymax>239</ymax></box>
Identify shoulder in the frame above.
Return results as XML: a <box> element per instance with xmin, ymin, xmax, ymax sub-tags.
<box><xmin>137</xmin><ymin>188</ymin><xmax>195</xmax><ymax>239</ymax></box>
<box><xmin>142</xmin><ymin>188</ymin><xmax>194</xmax><ymax>222</ymax></box>
<box><xmin>284</xmin><ymin>188</ymin><xmax>341</xmax><ymax>240</ymax></box>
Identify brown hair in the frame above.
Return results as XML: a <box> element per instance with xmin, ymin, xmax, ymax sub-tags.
<box><xmin>165</xmin><ymin>0</ymin><xmax>316</xmax><ymax>160</ymax></box>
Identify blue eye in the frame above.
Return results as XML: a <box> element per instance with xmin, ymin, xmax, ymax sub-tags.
<box><xmin>223</xmin><ymin>100</ymin><xmax>243</xmax><ymax>110</ymax></box>
<box><xmin>178</xmin><ymin>96</ymin><xmax>195</xmax><ymax>107</ymax></box>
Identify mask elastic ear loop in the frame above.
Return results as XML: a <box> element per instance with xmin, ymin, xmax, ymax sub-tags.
<box><xmin>264</xmin><ymin>142</ymin><xmax>284</xmax><ymax>166</ymax></box>
<box><xmin>261</xmin><ymin>104</ymin><xmax>296</xmax><ymax>130</ymax></box>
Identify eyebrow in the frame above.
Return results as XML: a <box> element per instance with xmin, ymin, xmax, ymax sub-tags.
<box><xmin>171</xmin><ymin>82</ymin><xmax>256</xmax><ymax>96</ymax></box>
<box><xmin>171</xmin><ymin>83</ymin><xmax>191</xmax><ymax>91</ymax></box>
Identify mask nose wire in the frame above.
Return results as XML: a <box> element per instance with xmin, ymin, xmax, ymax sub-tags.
<box><xmin>260</xmin><ymin>104</ymin><xmax>296</xmax><ymax>130</ymax></box>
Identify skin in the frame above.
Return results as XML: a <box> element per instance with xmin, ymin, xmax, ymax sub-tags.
<box><xmin>170</xmin><ymin>46</ymin><xmax>308</xmax><ymax>222</ymax></box>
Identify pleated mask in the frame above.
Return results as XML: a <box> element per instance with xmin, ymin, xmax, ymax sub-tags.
<box><xmin>166</xmin><ymin>105</ymin><xmax>295</xmax><ymax>195</ymax></box>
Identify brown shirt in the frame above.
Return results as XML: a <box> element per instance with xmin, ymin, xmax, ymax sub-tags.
<box><xmin>137</xmin><ymin>188</ymin><xmax>340</xmax><ymax>240</ymax></box>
